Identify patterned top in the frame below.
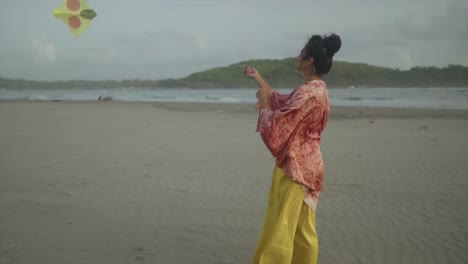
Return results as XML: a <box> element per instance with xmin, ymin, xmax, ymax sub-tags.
<box><xmin>256</xmin><ymin>80</ymin><xmax>330</xmax><ymax>211</ymax></box>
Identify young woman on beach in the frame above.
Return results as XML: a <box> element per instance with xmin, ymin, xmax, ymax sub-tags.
<box><xmin>243</xmin><ymin>34</ymin><xmax>341</xmax><ymax>264</ymax></box>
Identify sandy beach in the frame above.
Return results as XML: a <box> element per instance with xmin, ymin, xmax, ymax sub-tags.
<box><xmin>1</xmin><ymin>101</ymin><xmax>467</xmax><ymax>264</ymax></box>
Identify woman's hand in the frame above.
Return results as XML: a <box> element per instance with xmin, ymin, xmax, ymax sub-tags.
<box><xmin>243</xmin><ymin>64</ymin><xmax>271</xmax><ymax>110</ymax></box>
<box><xmin>243</xmin><ymin>65</ymin><xmax>261</xmax><ymax>79</ymax></box>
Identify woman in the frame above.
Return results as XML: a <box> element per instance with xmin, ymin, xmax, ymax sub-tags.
<box><xmin>244</xmin><ymin>34</ymin><xmax>341</xmax><ymax>264</ymax></box>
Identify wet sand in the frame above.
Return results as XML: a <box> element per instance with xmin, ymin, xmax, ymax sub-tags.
<box><xmin>1</xmin><ymin>101</ymin><xmax>467</xmax><ymax>264</ymax></box>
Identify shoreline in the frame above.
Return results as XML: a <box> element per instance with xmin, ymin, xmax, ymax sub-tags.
<box><xmin>1</xmin><ymin>100</ymin><xmax>468</xmax><ymax>119</ymax></box>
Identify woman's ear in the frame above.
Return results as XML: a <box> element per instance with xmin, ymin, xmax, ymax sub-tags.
<box><xmin>308</xmin><ymin>57</ymin><xmax>314</xmax><ymax>66</ymax></box>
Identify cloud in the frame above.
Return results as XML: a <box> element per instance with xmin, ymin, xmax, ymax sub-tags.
<box><xmin>335</xmin><ymin>0</ymin><xmax>468</xmax><ymax>70</ymax></box>
<box><xmin>392</xmin><ymin>0</ymin><xmax>468</xmax><ymax>42</ymax></box>
<box><xmin>32</xmin><ymin>36</ymin><xmax>57</xmax><ymax>63</ymax></box>
<box><xmin>388</xmin><ymin>0</ymin><xmax>468</xmax><ymax>67</ymax></box>
<box><xmin>106</xmin><ymin>30</ymin><xmax>217</xmax><ymax>74</ymax></box>
<box><xmin>143</xmin><ymin>30</ymin><xmax>209</xmax><ymax>52</ymax></box>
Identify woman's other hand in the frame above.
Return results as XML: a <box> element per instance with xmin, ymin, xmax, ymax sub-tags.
<box><xmin>256</xmin><ymin>87</ymin><xmax>270</xmax><ymax>101</ymax></box>
<box><xmin>256</xmin><ymin>88</ymin><xmax>271</xmax><ymax>110</ymax></box>
<box><xmin>255</xmin><ymin>101</ymin><xmax>262</xmax><ymax>111</ymax></box>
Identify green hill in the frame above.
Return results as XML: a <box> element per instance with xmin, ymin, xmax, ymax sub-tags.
<box><xmin>1</xmin><ymin>59</ymin><xmax>467</xmax><ymax>89</ymax></box>
<box><xmin>158</xmin><ymin>59</ymin><xmax>468</xmax><ymax>88</ymax></box>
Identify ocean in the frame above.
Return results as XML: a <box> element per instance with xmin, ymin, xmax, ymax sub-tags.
<box><xmin>1</xmin><ymin>87</ymin><xmax>467</xmax><ymax>110</ymax></box>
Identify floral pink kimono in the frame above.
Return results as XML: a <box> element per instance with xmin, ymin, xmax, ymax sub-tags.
<box><xmin>256</xmin><ymin>80</ymin><xmax>330</xmax><ymax>211</ymax></box>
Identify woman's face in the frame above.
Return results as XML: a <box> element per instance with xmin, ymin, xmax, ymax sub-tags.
<box><xmin>296</xmin><ymin>47</ymin><xmax>313</xmax><ymax>72</ymax></box>
<box><xmin>296</xmin><ymin>48</ymin><xmax>305</xmax><ymax>71</ymax></box>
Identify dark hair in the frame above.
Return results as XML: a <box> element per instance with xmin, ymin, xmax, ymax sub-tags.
<box><xmin>303</xmin><ymin>34</ymin><xmax>341</xmax><ymax>75</ymax></box>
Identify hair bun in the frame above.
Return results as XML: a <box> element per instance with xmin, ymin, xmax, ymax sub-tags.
<box><xmin>324</xmin><ymin>34</ymin><xmax>341</xmax><ymax>57</ymax></box>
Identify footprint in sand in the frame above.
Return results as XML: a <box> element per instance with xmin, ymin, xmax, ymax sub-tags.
<box><xmin>418</xmin><ymin>125</ymin><xmax>429</xmax><ymax>131</ymax></box>
<box><xmin>130</xmin><ymin>247</ymin><xmax>155</xmax><ymax>262</ymax></box>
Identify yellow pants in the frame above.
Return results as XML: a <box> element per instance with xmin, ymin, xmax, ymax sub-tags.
<box><xmin>253</xmin><ymin>166</ymin><xmax>318</xmax><ymax>264</ymax></box>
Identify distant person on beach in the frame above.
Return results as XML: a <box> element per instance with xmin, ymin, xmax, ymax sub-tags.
<box><xmin>244</xmin><ymin>33</ymin><xmax>341</xmax><ymax>264</ymax></box>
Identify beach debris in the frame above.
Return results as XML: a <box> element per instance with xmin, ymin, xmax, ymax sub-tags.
<box><xmin>369</xmin><ymin>120</ymin><xmax>375</xmax><ymax>124</ymax></box>
<box><xmin>418</xmin><ymin>125</ymin><xmax>429</xmax><ymax>131</ymax></box>
<box><xmin>0</xmin><ymin>243</ymin><xmax>16</xmax><ymax>251</ymax></box>
<box><xmin>97</xmin><ymin>96</ymin><xmax>113</xmax><ymax>101</ymax></box>
<box><xmin>54</xmin><ymin>0</ymin><xmax>97</xmax><ymax>37</ymax></box>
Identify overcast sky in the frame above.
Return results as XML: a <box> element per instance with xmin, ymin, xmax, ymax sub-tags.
<box><xmin>1</xmin><ymin>0</ymin><xmax>467</xmax><ymax>81</ymax></box>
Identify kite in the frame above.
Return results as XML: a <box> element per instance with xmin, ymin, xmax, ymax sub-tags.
<box><xmin>54</xmin><ymin>0</ymin><xmax>97</xmax><ymax>37</ymax></box>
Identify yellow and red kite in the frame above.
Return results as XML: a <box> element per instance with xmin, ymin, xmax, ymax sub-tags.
<box><xmin>54</xmin><ymin>0</ymin><xmax>97</xmax><ymax>37</ymax></box>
